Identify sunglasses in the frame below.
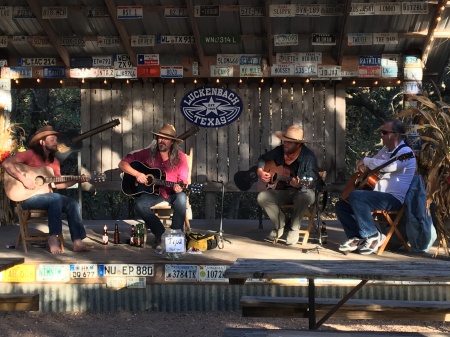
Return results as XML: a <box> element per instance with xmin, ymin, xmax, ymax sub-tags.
<box><xmin>380</xmin><ymin>130</ymin><xmax>396</xmax><ymax>135</ymax></box>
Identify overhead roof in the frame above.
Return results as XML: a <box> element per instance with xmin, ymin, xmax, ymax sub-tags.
<box><xmin>0</xmin><ymin>1</ymin><xmax>449</xmax><ymax>85</ymax></box>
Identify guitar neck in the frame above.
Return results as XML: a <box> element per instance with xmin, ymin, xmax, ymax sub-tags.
<box><xmin>45</xmin><ymin>175</ymin><xmax>84</xmax><ymax>184</ymax></box>
<box><xmin>152</xmin><ymin>179</ymin><xmax>186</xmax><ymax>189</ymax></box>
<box><xmin>362</xmin><ymin>153</ymin><xmax>410</xmax><ymax>182</ymax></box>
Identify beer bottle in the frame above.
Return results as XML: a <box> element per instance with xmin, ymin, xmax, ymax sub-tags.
<box><xmin>102</xmin><ymin>224</ymin><xmax>109</xmax><ymax>245</ymax></box>
<box><xmin>113</xmin><ymin>223</ymin><xmax>120</xmax><ymax>244</ymax></box>
<box><xmin>136</xmin><ymin>226</ymin><xmax>141</xmax><ymax>247</ymax></box>
<box><xmin>130</xmin><ymin>225</ymin><xmax>135</xmax><ymax>246</ymax></box>
<box><xmin>321</xmin><ymin>222</ymin><xmax>328</xmax><ymax>244</ymax></box>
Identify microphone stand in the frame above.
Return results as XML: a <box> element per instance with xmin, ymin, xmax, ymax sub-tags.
<box><xmin>205</xmin><ymin>180</ymin><xmax>232</xmax><ymax>248</ymax></box>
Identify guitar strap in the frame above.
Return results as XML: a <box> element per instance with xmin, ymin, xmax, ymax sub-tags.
<box><xmin>389</xmin><ymin>144</ymin><xmax>407</xmax><ymax>158</ymax></box>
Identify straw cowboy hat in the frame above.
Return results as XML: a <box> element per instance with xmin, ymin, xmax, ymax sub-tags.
<box><xmin>152</xmin><ymin>124</ymin><xmax>183</xmax><ymax>144</ymax></box>
<box><xmin>275</xmin><ymin>126</ymin><xmax>307</xmax><ymax>143</ymax></box>
<box><xmin>28</xmin><ymin>126</ymin><xmax>62</xmax><ymax>147</ymax></box>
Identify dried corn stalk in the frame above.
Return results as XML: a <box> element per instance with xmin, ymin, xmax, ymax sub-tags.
<box><xmin>398</xmin><ymin>91</ymin><xmax>450</xmax><ymax>256</ymax></box>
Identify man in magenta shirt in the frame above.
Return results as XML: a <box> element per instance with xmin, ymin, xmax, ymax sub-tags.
<box><xmin>119</xmin><ymin>124</ymin><xmax>188</xmax><ymax>252</ymax></box>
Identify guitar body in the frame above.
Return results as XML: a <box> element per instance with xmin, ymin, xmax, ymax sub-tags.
<box><xmin>233</xmin><ymin>166</ymin><xmax>258</xmax><ymax>191</ymax></box>
<box><xmin>256</xmin><ymin>161</ymin><xmax>291</xmax><ymax>192</ymax></box>
<box><xmin>4</xmin><ymin>164</ymin><xmax>55</xmax><ymax>202</ymax></box>
<box><xmin>121</xmin><ymin>161</ymin><xmax>164</xmax><ymax>196</ymax></box>
<box><xmin>340</xmin><ymin>172</ymin><xmax>380</xmax><ymax>201</ymax></box>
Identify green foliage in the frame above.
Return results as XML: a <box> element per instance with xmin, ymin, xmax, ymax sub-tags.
<box><xmin>344</xmin><ymin>86</ymin><xmax>403</xmax><ymax>178</ymax></box>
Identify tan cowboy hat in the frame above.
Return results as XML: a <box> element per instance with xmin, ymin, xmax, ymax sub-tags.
<box><xmin>275</xmin><ymin>126</ymin><xmax>307</xmax><ymax>143</ymax></box>
<box><xmin>152</xmin><ymin>124</ymin><xmax>183</xmax><ymax>144</ymax></box>
<box><xmin>28</xmin><ymin>125</ymin><xmax>62</xmax><ymax>147</ymax></box>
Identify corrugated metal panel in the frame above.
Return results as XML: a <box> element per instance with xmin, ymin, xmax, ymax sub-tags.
<box><xmin>1</xmin><ymin>282</ymin><xmax>449</xmax><ymax>313</ymax></box>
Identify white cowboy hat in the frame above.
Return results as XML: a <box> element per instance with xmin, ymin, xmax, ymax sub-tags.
<box><xmin>275</xmin><ymin>126</ymin><xmax>307</xmax><ymax>143</ymax></box>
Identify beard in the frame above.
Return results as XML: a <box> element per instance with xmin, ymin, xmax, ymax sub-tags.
<box><xmin>158</xmin><ymin>143</ymin><xmax>170</xmax><ymax>152</ymax></box>
<box><xmin>45</xmin><ymin>144</ymin><xmax>58</xmax><ymax>154</ymax></box>
<box><xmin>284</xmin><ymin>143</ymin><xmax>301</xmax><ymax>155</ymax></box>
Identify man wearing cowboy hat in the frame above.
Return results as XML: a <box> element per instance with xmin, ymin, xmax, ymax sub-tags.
<box><xmin>2</xmin><ymin>125</ymin><xmax>91</xmax><ymax>254</ymax></box>
<box><xmin>119</xmin><ymin>124</ymin><xmax>188</xmax><ymax>252</ymax></box>
<box><xmin>256</xmin><ymin>125</ymin><xmax>318</xmax><ymax>245</ymax></box>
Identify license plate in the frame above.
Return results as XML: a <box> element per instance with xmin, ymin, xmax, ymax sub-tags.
<box><xmin>165</xmin><ymin>264</ymin><xmax>197</xmax><ymax>281</ymax></box>
<box><xmin>37</xmin><ymin>264</ymin><xmax>70</xmax><ymax>282</ymax></box>
<box><xmin>98</xmin><ymin>264</ymin><xmax>154</xmax><ymax>277</ymax></box>
<box><xmin>198</xmin><ymin>265</ymin><xmax>228</xmax><ymax>282</ymax></box>
<box><xmin>70</xmin><ymin>264</ymin><xmax>98</xmax><ymax>278</ymax></box>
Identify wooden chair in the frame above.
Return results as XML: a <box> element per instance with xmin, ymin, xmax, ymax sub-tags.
<box><xmin>278</xmin><ymin>171</ymin><xmax>327</xmax><ymax>245</ymax></box>
<box><xmin>372</xmin><ymin>204</ymin><xmax>410</xmax><ymax>255</ymax></box>
<box><xmin>150</xmin><ymin>148</ymin><xmax>194</xmax><ymax>232</ymax></box>
<box><xmin>16</xmin><ymin>203</ymin><xmax>64</xmax><ymax>253</ymax></box>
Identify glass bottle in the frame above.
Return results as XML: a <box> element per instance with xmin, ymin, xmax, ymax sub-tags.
<box><xmin>130</xmin><ymin>225</ymin><xmax>135</xmax><ymax>246</ymax></box>
<box><xmin>102</xmin><ymin>224</ymin><xmax>108</xmax><ymax>245</ymax></box>
<box><xmin>113</xmin><ymin>223</ymin><xmax>120</xmax><ymax>244</ymax></box>
<box><xmin>161</xmin><ymin>229</ymin><xmax>186</xmax><ymax>260</ymax></box>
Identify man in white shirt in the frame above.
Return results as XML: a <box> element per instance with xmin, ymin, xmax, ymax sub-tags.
<box><xmin>336</xmin><ymin>119</ymin><xmax>416</xmax><ymax>254</ymax></box>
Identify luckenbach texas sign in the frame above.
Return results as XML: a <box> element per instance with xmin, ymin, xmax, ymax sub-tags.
<box><xmin>180</xmin><ymin>86</ymin><xmax>243</xmax><ymax>127</ymax></box>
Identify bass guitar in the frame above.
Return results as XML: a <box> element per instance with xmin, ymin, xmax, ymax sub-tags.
<box><xmin>340</xmin><ymin>151</ymin><xmax>415</xmax><ymax>201</ymax></box>
<box><xmin>4</xmin><ymin>163</ymin><xmax>106</xmax><ymax>202</ymax></box>
<box><xmin>121</xmin><ymin>161</ymin><xmax>203</xmax><ymax>197</ymax></box>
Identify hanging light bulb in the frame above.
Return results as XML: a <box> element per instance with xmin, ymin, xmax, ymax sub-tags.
<box><xmin>81</xmin><ymin>78</ymin><xmax>85</xmax><ymax>84</ymax></box>
<box><xmin>36</xmin><ymin>78</ymin><xmax>40</xmax><ymax>83</ymax></box>
<box><xmin>104</xmin><ymin>79</ymin><xmax>107</xmax><ymax>84</ymax></box>
<box><xmin>60</xmin><ymin>79</ymin><xmax>63</xmax><ymax>84</ymax></box>
<box><xmin>171</xmin><ymin>79</ymin><xmax>175</xmax><ymax>84</ymax></box>
<box><xmin>239</xmin><ymin>78</ymin><xmax>242</xmax><ymax>84</ymax></box>
<box><xmin>15</xmin><ymin>79</ymin><xmax>19</xmax><ymax>84</ymax></box>
<box><xmin>194</xmin><ymin>79</ymin><xmax>197</xmax><ymax>84</ymax></box>
<box><xmin>126</xmin><ymin>79</ymin><xmax>130</xmax><ymax>84</ymax></box>
<box><xmin>216</xmin><ymin>78</ymin><xmax>220</xmax><ymax>83</ymax></box>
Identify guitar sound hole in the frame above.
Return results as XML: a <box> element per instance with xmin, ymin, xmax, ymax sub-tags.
<box><xmin>145</xmin><ymin>175</ymin><xmax>154</xmax><ymax>186</ymax></box>
<box><xmin>35</xmin><ymin>176</ymin><xmax>45</xmax><ymax>186</ymax></box>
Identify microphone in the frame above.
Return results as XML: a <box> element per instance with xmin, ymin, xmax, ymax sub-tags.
<box><xmin>177</xmin><ymin>126</ymin><xmax>200</xmax><ymax>141</ymax></box>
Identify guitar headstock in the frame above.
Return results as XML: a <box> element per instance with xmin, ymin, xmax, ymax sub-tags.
<box><xmin>92</xmin><ymin>172</ymin><xmax>107</xmax><ymax>182</ymax></box>
<box><xmin>189</xmin><ymin>183</ymin><xmax>203</xmax><ymax>193</ymax></box>
<box><xmin>398</xmin><ymin>152</ymin><xmax>414</xmax><ymax>161</ymax></box>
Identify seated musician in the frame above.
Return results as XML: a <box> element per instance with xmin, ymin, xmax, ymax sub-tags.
<box><xmin>118</xmin><ymin>124</ymin><xmax>188</xmax><ymax>253</ymax></box>
<box><xmin>256</xmin><ymin>126</ymin><xmax>318</xmax><ymax>245</ymax></box>
<box><xmin>2</xmin><ymin>126</ymin><xmax>91</xmax><ymax>254</ymax></box>
<box><xmin>336</xmin><ymin>119</ymin><xmax>416</xmax><ymax>255</ymax></box>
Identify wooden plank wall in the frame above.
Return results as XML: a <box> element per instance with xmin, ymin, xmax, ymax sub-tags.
<box><xmin>80</xmin><ymin>82</ymin><xmax>346</xmax><ymax>193</ymax></box>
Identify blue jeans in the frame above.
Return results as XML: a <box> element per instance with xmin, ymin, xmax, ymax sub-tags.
<box><xmin>20</xmin><ymin>193</ymin><xmax>86</xmax><ymax>242</ymax></box>
<box><xmin>335</xmin><ymin>190</ymin><xmax>402</xmax><ymax>239</ymax></box>
<box><xmin>134</xmin><ymin>192</ymin><xmax>187</xmax><ymax>240</ymax></box>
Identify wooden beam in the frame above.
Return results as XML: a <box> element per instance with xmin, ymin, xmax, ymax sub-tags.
<box><xmin>422</xmin><ymin>0</ymin><xmax>448</xmax><ymax>66</ymax></box>
<box><xmin>104</xmin><ymin>0</ymin><xmax>137</xmax><ymax>66</ymax></box>
<box><xmin>186</xmin><ymin>0</ymin><xmax>206</xmax><ymax>68</ymax></box>
<box><xmin>25</xmin><ymin>0</ymin><xmax>70</xmax><ymax>67</ymax></box>
<box><xmin>336</xmin><ymin>0</ymin><xmax>353</xmax><ymax>66</ymax></box>
<box><xmin>264</xmin><ymin>0</ymin><xmax>274</xmax><ymax>66</ymax></box>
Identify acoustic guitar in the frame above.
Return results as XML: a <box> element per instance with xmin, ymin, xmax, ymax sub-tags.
<box><xmin>233</xmin><ymin>161</ymin><xmax>312</xmax><ymax>192</ymax></box>
<box><xmin>340</xmin><ymin>151</ymin><xmax>415</xmax><ymax>201</ymax></box>
<box><xmin>121</xmin><ymin>161</ymin><xmax>203</xmax><ymax>197</ymax></box>
<box><xmin>4</xmin><ymin>163</ymin><xmax>106</xmax><ymax>202</ymax></box>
